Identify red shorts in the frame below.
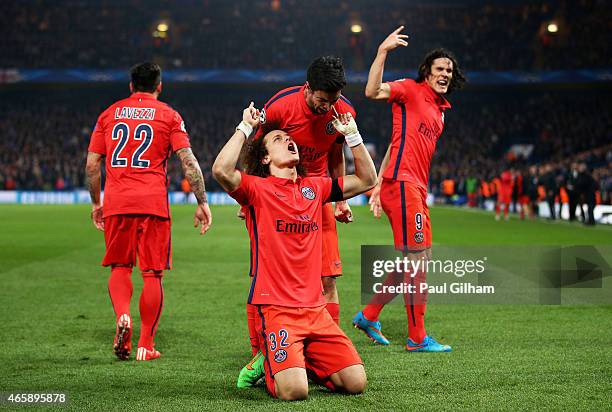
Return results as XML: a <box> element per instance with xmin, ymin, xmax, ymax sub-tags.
<box><xmin>255</xmin><ymin>304</ymin><xmax>362</xmax><ymax>397</ymax></box>
<box><xmin>321</xmin><ymin>203</ymin><xmax>342</xmax><ymax>277</ymax></box>
<box><xmin>380</xmin><ymin>179</ymin><xmax>431</xmax><ymax>252</ymax></box>
<box><xmin>519</xmin><ymin>195</ymin><xmax>530</xmax><ymax>205</ymax></box>
<box><xmin>102</xmin><ymin>214</ymin><xmax>171</xmax><ymax>272</ymax></box>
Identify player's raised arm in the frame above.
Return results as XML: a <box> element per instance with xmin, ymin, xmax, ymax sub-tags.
<box><xmin>365</xmin><ymin>26</ymin><xmax>409</xmax><ymax>100</ymax></box>
<box><xmin>86</xmin><ymin>151</ymin><xmax>104</xmax><ymax>231</ymax></box>
<box><xmin>175</xmin><ymin>147</ymin><xmax>212</xmax><ymax>235</ymax></box>
<box><xmin>331</xmin><ymin>111</ymin><xmax>377</xmax><ymax>199</ymax></box>
<box><xmin>212</xmin><ymin>102</ymin><xmax>260</xmax><ymax>193</ymax></box>
<box><xmin>328</xmin><ymin>141</ymin><xmax>353</xmax><ymax>223</ymax></box>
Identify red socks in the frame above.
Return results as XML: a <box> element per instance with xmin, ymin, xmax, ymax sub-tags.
<box><xmin>325</xmin><ymin>303</ymin><xmax>340</xmax><ymax>324</ymax></box>
<box><xmin>108</xmin><ymin>267</ymin><xmax>165</xmax><ymax>350</ymax></box>
<box><xmin>137</xmin><ymin>273</ymin><xmax>164</xmax><ymax>350</ymax></box>
<box><xmin>108</xmin><ymin>266</ymin><xmax>133</xmax><ymax>320</ymax></box>
<box><xmin>361</xmin><ymin>268</ymin><xmax>428</xmax><ymax>344</ymax></box>
<box><xmin>362</xmin><ymin>271</ymin><xmax>404</xmax><ymax>321</ymax></box>
<box><xmin>404</xmin><ymin>270</ymin><xmax>427</xmax><ymax>343</ymax></box>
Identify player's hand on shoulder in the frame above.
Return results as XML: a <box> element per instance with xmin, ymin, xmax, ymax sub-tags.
<box><xmin>369</xmin><ymin>184</ymin><xmax>383</xmax><ymax>219</ymax></box>
<box><xmin>378</xmin><ymin>26</ymin><xmax>409</xmax><ymax>53</ymax></box>
<box><xmin>194</xmin><ymin>203</ymin><xmax>212</xmax><ymax>235</ymax></box>
<box><xmin>236</xmin><ymin>206</ymin><xmax>246</xmax><ymax>220</ymax></box>
<box><xmin>242</xmin><ymin>102</ymin><xmax>261</xmax><ymax>129</ymax></box>
<box><xmin>91</xmin><ymin>204</ymin><xmax>104</xmax><ymax>231</ymax></box>
<box><xmin>334</xmin><ymin>200</ymin><xmax>353</xmax><ymax>224</ymax></box>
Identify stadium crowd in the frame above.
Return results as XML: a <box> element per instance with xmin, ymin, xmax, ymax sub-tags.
<box><xmin>1</xmin><ymin>86</ymin><xmax>610</xmax><ymax>218</ymax></box>
<box><xmin>2</xmin><ymin>0</ymin><xmax>610</xmax><ymax>72</ymax></box>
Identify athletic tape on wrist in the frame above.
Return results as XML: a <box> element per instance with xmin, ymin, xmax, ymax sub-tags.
<box><xmin>236</xmin><ymin>121</ymin><xmax>253</xmax><ymax>139</ymax></box>
<box><xmin>345</xmin><ymin>132</ymin><xmax>363</xmax><ymax>148</ymax></box>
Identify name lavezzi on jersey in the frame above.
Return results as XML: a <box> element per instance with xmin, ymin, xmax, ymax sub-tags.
<box><xmin>114</xmin><ymin>107</ymin><xmax>156</xmax><ymax>120</ymax></box>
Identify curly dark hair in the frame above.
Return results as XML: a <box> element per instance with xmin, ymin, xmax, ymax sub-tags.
<box><xmin>416</xmin><ymin>48</ymin><xmax>466</xmax><ymax>94</ymax></box>
<box><xmin>244</xmin><ymin>133</ymin><xmax>307</xmax><ymax>178</ymax></box>
<box><xmin>306</xmin><ymin>56</ymin><xmax>347</xmax><ymax>93</ymax></box>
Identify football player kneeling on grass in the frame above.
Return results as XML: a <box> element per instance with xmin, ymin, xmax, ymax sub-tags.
<box><xmin>213</xmin><ymin>103</ymin><xmax>376</xmax><ymax>400</ymax></box>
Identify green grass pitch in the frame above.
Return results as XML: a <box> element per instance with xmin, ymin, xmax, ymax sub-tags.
<box><xmin>1</xmin><ymin>205</ymin><xmax>611</xmax><ymax>411</ymax></box>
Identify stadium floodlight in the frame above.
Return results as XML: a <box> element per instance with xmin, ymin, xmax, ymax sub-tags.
<box><xmin>157</xmin><ymin>22</ymin><xmax>169</xmax><ymax>32</ymax></box>
<box><xmin>547</xmin><ymin>22</ymin><xmax>558</xmax><ymax>33</ymax></box>
<box><xmin>351</xmin><ymin>24</ymin><xmax>363</xmax><ymax>33</ymax></box>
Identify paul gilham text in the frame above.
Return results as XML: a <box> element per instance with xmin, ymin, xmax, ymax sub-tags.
<box><xmin>373</xmin><ymin>282</ymin><xmax>495</xmax><ymax>295</ymax></box>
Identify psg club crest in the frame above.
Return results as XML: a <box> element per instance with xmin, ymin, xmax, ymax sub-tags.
<box><xmin>414</xmin><ymin>231</ymin><xmax>424</xmax><ymax>243</ymax></box>
<box><xmin>274</xmin><ymin>349</ymin><xmax>287</xmax><ymax>363</ymax></box>
<box><xmin>301</xmin><ymin>186</ymin><xmax>316</xmax><ymax>200</ymax></box>
<box><xmin>325</xmin><ymin>120</ymin><xmax>336</xmax><ymax>135</ymax></box>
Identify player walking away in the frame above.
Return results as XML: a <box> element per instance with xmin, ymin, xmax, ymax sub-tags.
<box><xmin>86</xmin><ymin>62</ymin><xmax>212</xmax><ymax>361</ymax></box>
<box><xmin>353</xmin><ymin>26</ymin><xmax>465</xmax><ymax>351</ymax></box>
<box><xmin>213</xmin><ymin>103</ymin><xmax>375</xmax><ymax>400</ymax></box>
<box><xmin>242</xmin><ymin>56</ymin><xmax>355</xmax><ymax>356</ymax></box>
<box><xmin>495</xmin><ymin>170</ymin><xmax>513</xmax><ymax>221</ymax></box>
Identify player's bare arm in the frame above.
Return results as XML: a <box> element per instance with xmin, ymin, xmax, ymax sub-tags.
<box><xmin>176</xmin><ymin>147</ymin><xmax>212</xmax><ymax>234</ymax></box>
<box><xmin>85</xmin><ymin>151</ymin><xmax>104</xmax><ymax>231</ymax></box>
<box><xmin>364</xmin><ymin>26</ymin><xmax>409</xmax><ymax>101</ymax></box>
<box><xmin>212</xmin><ymin>102</ymin><xmax>260</xmax><ymax>192</ymax></box>
<box><xmin>328</xmin><ymin>142</ymin><xmax>353</xmax><ymax>223</ymax></box>
<box><xmin>331</xmin><ymin>111</ymin><xmax>377</xmax><ymax>198</ymax></box>
<box><xmin>369</xmin><ymin>144</ymin><xmax>391</xmax><ymax>218</ymax></box>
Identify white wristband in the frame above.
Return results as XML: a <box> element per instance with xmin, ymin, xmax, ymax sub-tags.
<box><xmin>236</xmin><ymin>121</ymin><xmax>253</xmax><ymax>139</ymax></box>
<box><xmin>345</xmin><ymin>132</ymin><xmax>363</xmax><ymax>148</ymax></box>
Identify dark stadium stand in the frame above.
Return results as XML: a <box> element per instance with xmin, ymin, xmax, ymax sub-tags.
<box><xmin>2</xmin><ymin>0</ymin><xmax>610</xmax><ymax>71</ymax></box>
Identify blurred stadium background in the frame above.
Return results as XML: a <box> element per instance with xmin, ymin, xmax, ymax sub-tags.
<box><xmin>1</xmin><ymin>1</ymin><xmax>612</xmax><ymax>410</ymax></box>
<box><xmin>1</xmin><ymin>0</ymin><xmax>610</xmax><ymax>223</ymax></box>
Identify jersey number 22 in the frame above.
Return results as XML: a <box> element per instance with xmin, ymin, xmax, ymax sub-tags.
<box><xmin>111</xmin><ymin>122</ymin><xmax>153</xmax><ymax>168</ymax></box>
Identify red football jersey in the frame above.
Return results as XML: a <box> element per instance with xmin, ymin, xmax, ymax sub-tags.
<box><xmin>88</xmin><ymin>92</ymin><xmax>190</xmax><ymax>218</ymax></box>
<box><xmin>229</xmin><ymin>172</ymin><xmax>344</xmax><ymax>307</ymax></box>
<box><xmin>382</xmin><ymin>79</ymin><xmax>451</xmax><ymax>189</ymax></box>
<box><xmin>499</xmin><ymin>171</ymin><xmax>513</xmax><ymax>196</ymax></box>
<box><xmin>255</xmin><ymin>84</ymin><xmax>356</xmax><ymax>177</ymax></box>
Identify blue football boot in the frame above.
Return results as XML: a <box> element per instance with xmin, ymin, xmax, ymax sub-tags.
<box><xmin>352</xmin><ymin>311</ymin><xmax>390</xmax><ymax>345</ymax></box>
<box><xmin>406</xmin><ymin>335</ymin><xmax>452</xmax><ymax>352</ymax></box>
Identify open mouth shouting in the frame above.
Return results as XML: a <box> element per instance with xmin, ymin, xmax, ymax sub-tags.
<box><xmin>437</xmin><ymin>78</ymin><xmax>449</xmax><ymax>88</ymax></box>
<box><xmin>287</xmin><ymin>141</ymin><xmax>297</xmax><ymax>154</ymax></box>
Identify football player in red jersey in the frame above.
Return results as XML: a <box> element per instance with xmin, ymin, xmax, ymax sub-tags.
<box><xmin>353</xmin><ymin>26</ymin><xmax>466</xmax><ymax>352</ymax></box>
<box><xmin>242</xmin><ymin>56</ymin><xmax>355</xmax><ymax>356</ymax></box>
<box><xmin>496</xmin><ymin>170</ymin><xmax>514</xmax><ymax>221</ymax></box>
<box><xmin>214</xmin><ymin>103</ymin><xmax>376</xmax><ymax>400</ymax></box>
<box><xmin>86</xmin><ymin>62</ymin><xmax>212</xmax><ymax>361</ymax></box>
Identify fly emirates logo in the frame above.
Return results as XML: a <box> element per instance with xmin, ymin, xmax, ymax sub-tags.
<box><xmin>275</xmin><ymin>214</ymin><xmax>319</xmax><ymax>234</ymax></box>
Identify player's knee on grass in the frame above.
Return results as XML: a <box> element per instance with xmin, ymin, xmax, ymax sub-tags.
<box><xmin>329</xmin><ymin>364</ymin><xmax>367</xmax><ymax>395</ymax></box>
<box><xmin>274</xmin><ymin>367</ymin><xmax>308</xmax><ymax>401</ymax></box>
<box><xmin>322</xmin><ymin>276</ymin><xmax>338</xmax><ymax>303</ymax></box>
